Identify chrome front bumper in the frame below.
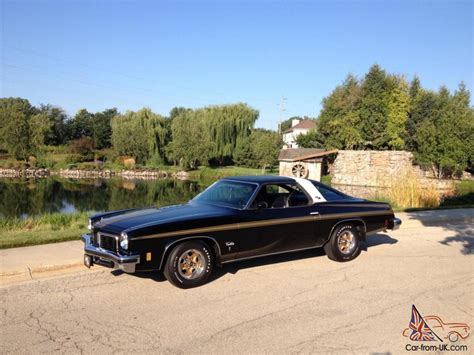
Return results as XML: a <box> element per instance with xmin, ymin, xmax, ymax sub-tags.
<box><xmin>81</xmin><ymin>234</ymin><xmax>140</xmax><ymax>273</ymax></box>
<box><xmin>390</xmin><ymin>217</ymin><xmax>402</xmax><ymax>231</ymax></box>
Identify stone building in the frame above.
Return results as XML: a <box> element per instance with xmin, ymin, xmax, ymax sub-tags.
<box><xmin>278</xmin><ymin>148</ymin><xmax>337</xmax><ymax>181</ymax></box>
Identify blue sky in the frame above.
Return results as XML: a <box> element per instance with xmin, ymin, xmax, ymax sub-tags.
<box><xmin>1</xmin><ymin>0</ymin><xmax>472</xmax><ymax>129</ymax></box>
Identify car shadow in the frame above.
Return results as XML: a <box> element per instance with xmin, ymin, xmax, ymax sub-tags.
<box><xmin>363</xmin><ymin>233</ymin><xmax>398</xmax><ymax>250</ymax></box>
<box><xmin>111</xmin><ymin>233</ymin><xmax>398</xmax><ymax>285</ymax></box>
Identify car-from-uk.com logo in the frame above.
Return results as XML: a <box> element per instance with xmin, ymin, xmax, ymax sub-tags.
<box><xmin>403</xmin><ymin>305</ymin><xmax>470</xmax><ymax>352</ymax></box>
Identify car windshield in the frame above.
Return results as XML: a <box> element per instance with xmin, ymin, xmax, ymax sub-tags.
<box><xmin>193</xmin><ymin>180</ymin><xmax>257</xmax><ymax>209</ymax></box>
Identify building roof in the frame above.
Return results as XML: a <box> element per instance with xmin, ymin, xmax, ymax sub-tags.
<box><xmin>278</xmin><ymin>148</ymin><xmax>338</xmax><ymax>162</ymax></box>
<box><xmin>284</xmin><ymin>120</ymin><xmax>316</xmax><ymax>133</ymax></box>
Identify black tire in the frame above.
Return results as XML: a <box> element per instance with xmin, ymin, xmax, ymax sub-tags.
<box><xmin>163</xmin><ymin>240</ymin><xmax>213</xmax><ymax>289</ymax></box>
<box><xmin>324</xmin><ymin>224</ymin><xmax>361</xmax><ymax>262</ymax></box>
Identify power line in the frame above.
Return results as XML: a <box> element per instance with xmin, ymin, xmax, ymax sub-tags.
<box><xmin>278</xmin><ymin>97</ymin><xmax>287</xmax><ymax>134</ymax></box>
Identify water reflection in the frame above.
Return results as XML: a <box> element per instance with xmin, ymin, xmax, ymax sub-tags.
<box><xmin>0</xmin><ymin>177</ymin><xmax>206</xmax><ymax>218</ymax></box>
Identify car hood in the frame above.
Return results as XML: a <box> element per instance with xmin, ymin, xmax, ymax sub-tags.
<box><xmin>91</xmin><ymin>202</ymin><xmax>232</xmax><ymax>235</ymax></box>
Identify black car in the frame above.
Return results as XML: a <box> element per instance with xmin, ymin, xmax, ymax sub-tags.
<box><xmin>82</xmin><ymin>176</ymin><xmax>401</xmax><ymax>288</ymax></box>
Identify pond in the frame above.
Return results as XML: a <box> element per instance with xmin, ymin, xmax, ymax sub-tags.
<box><xmin>0</xmin><ymin>177</ymin><xmax>208</xmax><ymax>218</ymax></box>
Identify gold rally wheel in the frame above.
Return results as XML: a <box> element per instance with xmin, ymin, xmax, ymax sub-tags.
<box><xmin>164</xmin><ymin>240</ymin><xmax>213</xmax><ymax>289</ymax></box>
<box><xmin>324</xmin><ymin>224</ymin><xmax>361</xmax><ymax>262</ymax></box>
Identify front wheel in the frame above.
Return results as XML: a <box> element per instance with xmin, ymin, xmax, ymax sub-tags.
<box><xmin>324</xmin><ymin>224</ymin><xmax>361</xmax><ymax>262</ymax></box>
<box><xmin>163</xmin><ymin>240</ymin><xmax>213</xmax><ymax>289</ymax></box>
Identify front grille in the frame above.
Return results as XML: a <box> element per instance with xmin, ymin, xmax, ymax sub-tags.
<box><xmin>93</xmin><ymin>232</ymin><xmax>118</xmax><ymax>253</ymax></box>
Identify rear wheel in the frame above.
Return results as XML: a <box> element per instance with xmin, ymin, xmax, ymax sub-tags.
<box><xmin>163</xmin><ymin>240</ymin><xmax>213</xmax><ymax>289</ymax></box>
<box><xmin>324</xmin><ymin>224</ymin><xmax>361</xmax><ymax>262</ymax></box>
<box><xmin>448</xmin><ymin>332</ymin><xmax>460</xmax><ymax>342</ymax></box>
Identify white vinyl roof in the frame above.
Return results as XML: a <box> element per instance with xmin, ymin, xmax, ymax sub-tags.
<box><xmin>293</xmin><ymin>177</ymin><xmax>327</xmax><ymax>204</ymax></box>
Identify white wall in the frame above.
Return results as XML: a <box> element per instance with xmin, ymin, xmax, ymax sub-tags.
<box><xmin>282</xmin><ymin>128</ymin><xmax>309</xmax><ymax>148</ymax></box>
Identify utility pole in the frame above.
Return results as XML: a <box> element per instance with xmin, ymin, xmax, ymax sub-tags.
<box><xmin>278</xmin><ymin>97</ymin><xmax>287</xmax><ymax>135</ymax></box>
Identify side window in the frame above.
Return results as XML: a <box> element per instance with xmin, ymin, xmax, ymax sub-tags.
<box><xmin>315</xmin><ymin>185</ymin><xmax>347</xmax><ymax>201</ymax></box>
<box><xmin>426</xmin><ymin>317</ymin><xmax>442</xmax><ymax>328</ymax></box>
<box><xmin>251</xmin><ymin>183</ymin><xmax>310</xmax><ymax>209</ymax></box>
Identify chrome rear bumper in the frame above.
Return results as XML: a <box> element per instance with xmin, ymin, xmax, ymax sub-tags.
<box><xmin>82</xmin><ymin>234</ymin><xmax>140</xmax><ymax>273</ymax></box>
<box><xmin>390</xmin><ymin>217</ymin><xmax>402</xmax><ymax>231</ymax></box>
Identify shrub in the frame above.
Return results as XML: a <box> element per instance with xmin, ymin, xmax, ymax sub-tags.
<box><xmin>27</xmin><ymin>156</ymin><xmax>37</xmax><ymax>168</ymax></box>
<box><xmin>36</xmin><ymin>156</ymin><xmax>55</xmax><ymax>169</ymax></box>
<box><xmin>102</xmin><ymin>149</ymin><xmax>119</xmax><ymax>163</ymax></box>
<box><xmin>65</xmin><ymin>154</ymin><xmax>85</xmax><ymax>164</ymax></box>
<box><xmin>94</xmin><ymin>151</ymin><xmax>106</xmax><ymax>162</ymax></box>
<box><xmin>123</xmin><ymin>158</ymin><xmax>136</xmax><ymax>169</ymax></box>
<box><xmin>69</xmin><ymin>137</ymin><xmax>95</xmax><ymax>160</ymax></box>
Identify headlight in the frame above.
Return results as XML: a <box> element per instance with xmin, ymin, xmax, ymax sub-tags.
<box><xmin>87</xmin><ymin>218</ymin><xmax>93</xmax><ymax>230</ymax></box>
<box><xmin>119</xmin><ymin>232</ymin><xmax>129</xmax><ymax>250</ymax></box>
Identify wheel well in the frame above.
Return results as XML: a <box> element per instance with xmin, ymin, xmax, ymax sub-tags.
<box><xmin>159</xmin><ymin>237</ymin><xmax>221</xmax><ymax>270</ymax></box>
<box><xmin>329</xmin><ymin>219</ymin><xmax>367</xmax><ymax>241</ymax></box>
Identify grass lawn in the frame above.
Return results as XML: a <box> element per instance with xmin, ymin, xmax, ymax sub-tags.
<box><xmin>187</xmin><ymin>166</ymin><xmax>278</xmax><ymax>180</ymax></box>
<box><xmin>0</xmin><ymin>212</ymin><xmax>89</xmax><ymax>249</ymax></box>
<box><xmin>0</xmin><ymin>228</ymin><xmax>86</xmax><ymax>249</ymax></box>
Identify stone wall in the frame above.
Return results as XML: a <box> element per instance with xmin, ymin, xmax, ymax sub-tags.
<box><xmin>331</xmin><ymin>150</ymin><xmax>453</xmax><ymax>189</ymax></box>
<box><xmin>0</xmin><ymin>168</ymin><xmax>188</xmax><ymax>180</ymax></box>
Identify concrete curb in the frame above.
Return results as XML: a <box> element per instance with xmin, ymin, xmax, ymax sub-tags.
<box><xmin>0</xmin><ymin>262</ymin><xmax>85</xmax><ymax>286</ymax></box>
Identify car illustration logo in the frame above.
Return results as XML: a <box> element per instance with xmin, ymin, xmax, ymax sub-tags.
<box><xmin>402</xmin><ymin>305</ymin><xmax>470</xmax><ymax>342</ymax></box>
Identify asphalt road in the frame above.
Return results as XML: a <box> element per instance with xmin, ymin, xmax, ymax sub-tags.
<box><xmin>1</xmin><ymin>222</ymin><xmax>473</xmax><ymax>354</ymax></box>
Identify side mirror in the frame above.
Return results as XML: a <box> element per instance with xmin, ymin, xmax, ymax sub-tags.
<box><xmin>256</xmin><ymin>201</ymin><xmax>268</xmax><ymax>210</ymax></box>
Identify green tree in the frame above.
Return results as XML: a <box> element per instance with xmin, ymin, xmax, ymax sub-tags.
<box><xmin>413</xmin><ymin>84</ymin><xmax>473</xmax><ymax>178</ymax></box>
<box><xmin>234</xmin><ymin>129</ymin><xmax>281</xmax><ymax>171</ymax></box>
<box><xmin>405</xmin><ymin>76</ymin><xmax>423</xmax><ymax>150</ymax></box>
<box><xmin>29</xmin><ymin>112</ymin><xmax>52</xmax><ymax>153</ymax></box>
<box><xmin>38</xmin><ymin>104</ymin><xmax>68</xmax><ymax>145</ymax></box>
<box><xmin>68</xmin><ymin>109</ymin><xmax>93</xmax><ymax>140</ymax></box>
<box><xmin>0</xmin><ymin>98</ymin><xmax>35</xmax><ymax>159</ymax></box>
<box><xmin>166</xmin><ymin>110</ymin><xmax>215</xmax><ymax>169</ymax></box>
<box><xmin>163</xmin><ymin>107</ymin><xmax>192</xmax><ymax>147</ymax></box>
<box><xmin>252</xmin><ymin>129</ymin><xmax>281</xmax><ymax>172</ymax></box>
<box><xmin>358</xmin><ymin>64</ymin><xmax>392</xmax><ymax>148</ymax></box>
<box><xmin>166</xmin><ymin>103</ymin><xmax>258</xmax><ymax>167</ymax></box>
<box><xmin>204</xmin><ymin>103</ymin><xmax>258</xmax><ymax>163</ymax></box>
<box><xmin>295</xmin><ymin>129</ymin><xmax>321</xmax><ymax>148</ymax></box>
<box><xmin>111</xmin><ymin>108</ymin><xmax>167</xmax><ymax>164</ymax></box>
<box><xmin>386</xmin><ymin>76</ymin><xmax>410</xmax><ymax>149</ymax></box>
<box><xmin>91</xmin><ymin>108</ymin><xmax>117</xmax><ymax>149</ymax></box>
<box><xmin>315</xmin><ymin>67</ymin><xmax>410</xmax><ymax>151</ymax></box>
<box><xmin>316</xmin><ymin>74</ymin><xmax>363</xmax><ymax>149</ymax></box>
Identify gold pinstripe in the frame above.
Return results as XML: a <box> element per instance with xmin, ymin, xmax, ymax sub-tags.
<box><xmin>133</xmin><ymin>210</ymin><xmax>391</xmax><ymax>241</ymax></box>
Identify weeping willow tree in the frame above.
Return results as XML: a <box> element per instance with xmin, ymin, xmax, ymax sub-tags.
<box><xmin>166</xmin><ymin>103</ymin><xmax>259</xmax><ymax>168</ymax></box>
<box><xmin>111</xmin><ymin>108</ymin><xmax>167</xmax><ymax>164</ymax></box>
<box><xmin>204</xmin><ymin>103</ymin><xmax>259</xmax><ymax>163</ymax></box>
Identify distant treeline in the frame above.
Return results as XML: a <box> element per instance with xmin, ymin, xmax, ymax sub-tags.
<box><xmin>0</xmin><ymin>64</ymin><xmax>472</xmax><ymax>176</ymax></box>
<box><xmin>0</xmin><ymin>100</ymin><xmax>281</xmax><ymax>170</ymax></box>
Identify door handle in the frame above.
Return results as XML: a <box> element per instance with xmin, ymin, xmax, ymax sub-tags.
<box><xmin>310</xmin><ymin>212</ymin><xmax>320</xmax><ymax>216</ymax></box>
